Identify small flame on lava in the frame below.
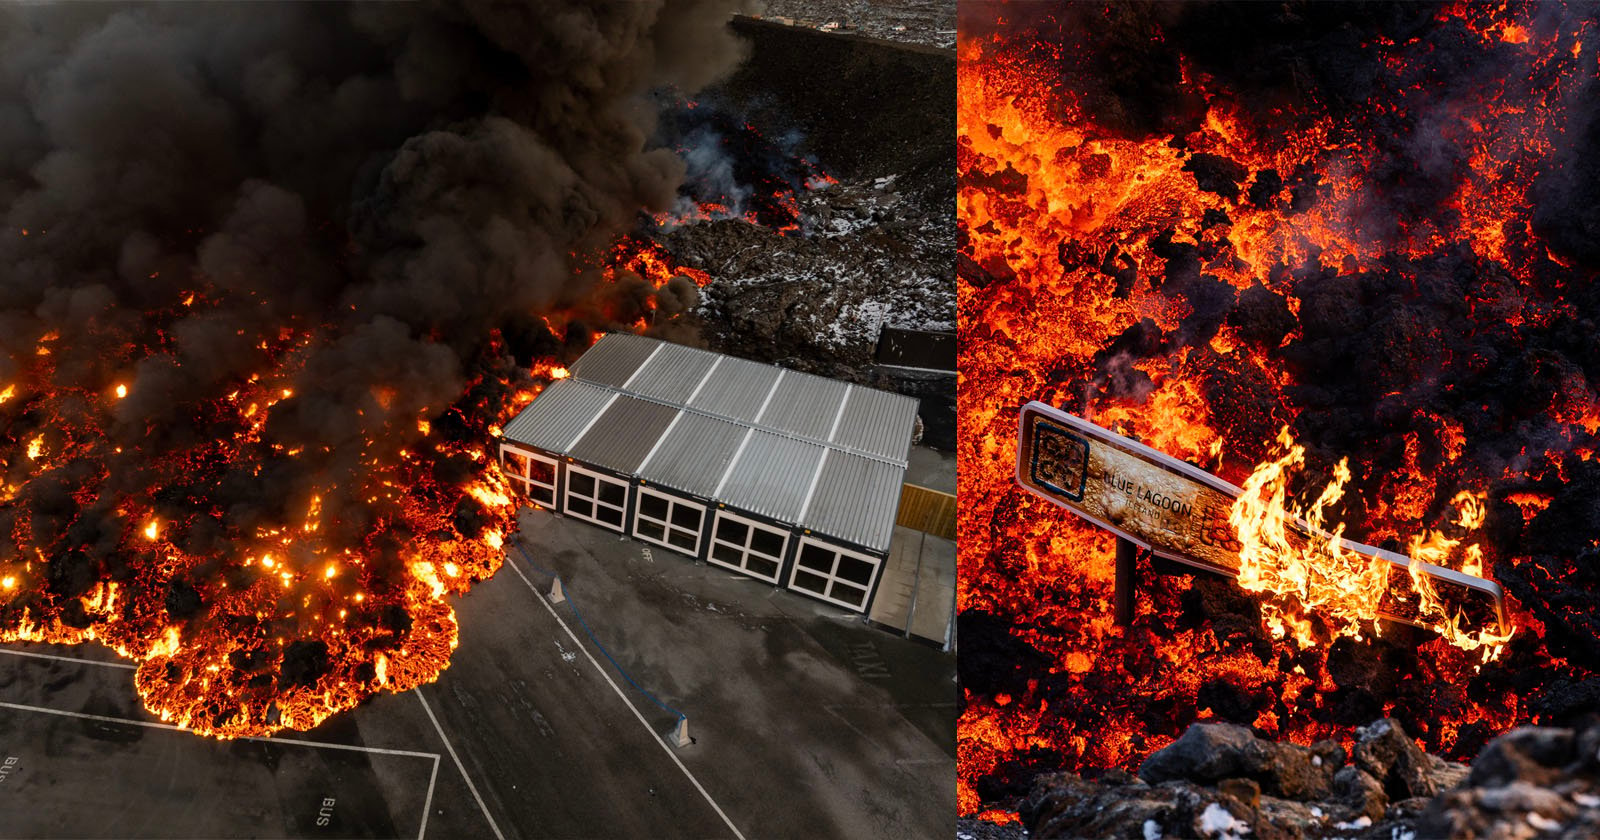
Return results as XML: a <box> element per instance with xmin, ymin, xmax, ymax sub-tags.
<box><xmin>1231</xmin><ymin>430</ymin><xmax>1514</xmax><ymax>661</ymax></box>
<box><xmin>1229</xmin><ymin>427</ymin><xmax>1389</xmax><ymax>646</ymax></box>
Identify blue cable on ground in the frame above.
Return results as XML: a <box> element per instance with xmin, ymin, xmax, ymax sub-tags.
<box><xmin>514</xmin><ymin>541</ymin><xmax>687</xmax><ymax>723</ymax></box>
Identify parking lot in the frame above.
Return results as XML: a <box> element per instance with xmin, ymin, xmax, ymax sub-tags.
<box><xmin>0</xmin><ymin>506</ymin><xmax>954</xmax><ymax>839</ymax></box>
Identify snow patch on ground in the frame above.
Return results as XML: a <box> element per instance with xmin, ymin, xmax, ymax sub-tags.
<box><xmin>1198</xmin><ymin>803</ymin><xmax>1251</xmax><ymax>839</ymax></box>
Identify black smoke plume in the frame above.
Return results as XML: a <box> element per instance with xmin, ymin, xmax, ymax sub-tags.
<box><xmin>0</xmin><ymin>0</ymin><xmax>746</xmax><ymax>734</ymax></box>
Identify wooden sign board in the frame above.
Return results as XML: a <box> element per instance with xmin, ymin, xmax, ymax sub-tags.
<box><xmin>1015</xmin><ymin>401</ymin><xmax>1508</xmax><ymax>636</ymax></box>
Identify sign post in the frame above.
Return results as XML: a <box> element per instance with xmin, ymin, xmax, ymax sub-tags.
<box><xmin>1014</xmin><ymin>401</ymin><xmax>1508</xmax><ymax>636</ymax></box>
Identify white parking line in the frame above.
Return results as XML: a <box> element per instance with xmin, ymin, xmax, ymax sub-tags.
<box><xmin>418</xmin><ymin>754</ymin><xmax>441</xmax><ymax>840</ymax></box>
<box><xmin>505</xmin><ymin>552</ymin><xmax>748</xmax><ymax>840</ymax></box>
<box><xmin>0</xmin><ymin>699</ymin><xmax>439</xmax><ymax>760</ymax></box>
<box><xmin>415</xmin><ymin>689</ymin><xmax>506</xmax><ymax>840</ymax></box>
<box><xmin>0</xmin><ymin>699</ymin><xmax>440</xmax><ymax>840</ymax></box>
<box><xmin>0</xmin><ymin>647</ymin><xmax>136</xmax><ymax>670</ymax></box>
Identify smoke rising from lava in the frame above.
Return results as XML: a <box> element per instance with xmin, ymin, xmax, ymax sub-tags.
<box><xmin>0</xmin><ymin>0</ymin><xmax>746</xmax><ymax>735</ymax></box>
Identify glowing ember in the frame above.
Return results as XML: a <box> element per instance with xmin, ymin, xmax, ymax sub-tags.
<box><xmin>958</xmin><ymin>0</ymin><xmax>1596</xmax><ymax>817</ymax></box>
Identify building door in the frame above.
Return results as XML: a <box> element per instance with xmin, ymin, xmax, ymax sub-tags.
<box><xmin>633</xmin><ymin>487</ymin><xmax>705</xmax><ymax>557</ymax></box>
<box><xmin>787</xmin><ymin>537</ymin><xmax>880</xmax><ymax>611</ymax></box>
<box><xmin>500</xmin><ymin>444</ymin><xmax>559</xmax><ymax>508</ymax></box>
<box><xmin>707</xmin><ymin>510</ymin><xmax>790</xmax><ymax>584</ymax></box>
<box><xmin>563</xmin><ymin>464</ymin><xmax>629</xmax><ymax>531</ymax></box>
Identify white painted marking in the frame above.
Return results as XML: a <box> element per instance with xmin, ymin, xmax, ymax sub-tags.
<box><xmin>0</xmin><ymin>648</ymin><xmax>136</xmax><ymax>670</ymax></box>
<box><xmin>415</xmin><ymin>689</ymin><xmax>506</xmax><ymax>840</ymax></box>
<box><xmin>417</xmin><ymin>754</ymin><xmax>441</xmax><ymax>840</ymax></box>
<box><xmin>0</xmin><ymin>675</ymin><xmax>441</xmax><ymax>840</ymax></box>
<box><xmin>0</xmin><ymin>700</ymin><xmax>437</xmax><ymax>759</ymax></box>
<box><xmin>505</xmin><ymin>552</ymin><xmax>747</xmax><ymax>840</ymax></box>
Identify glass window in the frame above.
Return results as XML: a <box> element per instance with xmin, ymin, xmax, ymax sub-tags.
<box><xmin>571</xmin><ymin>473</ymin><xmax>594</xmax><ymax>497</ymax></box>
<box><xmin>748</xmin><ymin>557</ymin><xmax>778</xmax><ymax>579</ymax></box>
<box><xmin>713</xmin><ymin>543</ymin><xmax>744</xmax><ymax>565</ymax></box>
<box><xmin>751</xmin><ymin>528</ymin><xmax>784</xmax><ymax>558</ymax></box>
<box><xmin>668</xmin><ymin>530</ymin><xmax>696</xmax><ymax>551</ymax></box>
<box><xmin>717</xmin><ymin>518</ymin><xmax>746</xmax><ymax>543</ymax></box>
<box><xmin>640</xmin><ymin>493</ymin><xmax>669</xmax><ymax>520</ymax></box>
<box><xmin>837</xmin><ymin>557</ymin><xmax>873</xmax><ymax>586</ymax></box>
<box><xmin>504</xmin><ymin>451</ymin><xmax>528</xmax><ymax>477</ymax></box>
<box><xmin>598</xmin><ymin>505</ymin><xmax>623</xmax><ymax>527</ymax></box>
<box><xmin>799</xmin><ymin>544</ymin><xmax>834</xmax><ymax>572</ymax></box>
<box><xmin>829</xmin><ymin>582</ymin><xmax>867</xmax><ymax>608</ymax></box>
<box><xmin>671</xmin><ymin>504</ymin><xmax>701</xmax><ymax>530</ymax></box>
<box><xmin>792</xmin><ymin>570</ymin><xmax>828</xmax><ymax>594</ymax></box>
<box><xmin>529</xmin><ymin>459</ymin><xmax>555</xmax><ymax>485</ymax></box>
<box><xmin>567</xmin><ymin>499</ymin><xmax>592</xmax><ymax>519</ymax></box>
<box><xmin>638</xmin><ymin>521</ymin><xmax>665</xmax><ymax>542</ymax></box>
<box><xmin>599</xmin><ymin>481</ymin><xmax>626</xmax><ymax>507</ymax></box>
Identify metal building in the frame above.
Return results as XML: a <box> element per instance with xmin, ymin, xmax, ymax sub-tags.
<box><xmin>498</xmin><ymin>333</ymin><xmax>920</xmax><ymax>612</ymax></box>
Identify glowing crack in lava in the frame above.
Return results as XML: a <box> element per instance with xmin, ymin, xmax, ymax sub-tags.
<box><xmin>0</xmin><ymin>0</ymin><xmax>755</xmax><ymax>738</ymax></box>
<box><xmin>958</xmin><ymin>0</ymin><xmax>1600</xmax><ymax>817</ymax></box>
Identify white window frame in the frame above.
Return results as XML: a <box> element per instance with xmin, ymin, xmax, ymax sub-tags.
<box><xmin>499</xmin><ymin>443</ymin><xmax>559</xmax><ymax>508</ymax></box>
<box><xmin>632</xmin><ymin>487</ymin><xmax>706</xmax><ymax>557</ymax></box>
<box><xmin>563</xmin><ymin>463</ymin><xmax>629</xmax><ymax>532</ymax></box>
<box><xmin>706</xmin><ymin>510</ymin><xmax>789</xmax><ymax>584</ymax></box>
<box><xmin>786</xmin><ymin>536</ymin><xmax>880</xmax><ymax>611</ymax></box>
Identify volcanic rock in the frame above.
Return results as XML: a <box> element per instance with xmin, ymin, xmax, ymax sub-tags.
<box><xmin>1352</xmin><ymin>718</ymin><xmax>1468</xmax><ymax>799</ymax></box>
<box><xmin>1015</xmin><ymin>717</ymin><xmax>1600</xmax><ymax>840</ymax></box>
<box><xmin>1138</xmin><ymin>721</ymin><xmax>1337</xmax><ymax>800</ymax></box>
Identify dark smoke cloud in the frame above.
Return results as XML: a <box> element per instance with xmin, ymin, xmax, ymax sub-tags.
<box><xmin>0</xmin><ymin>0</ymin><xmax>747</xmax><ymax>729</ymax></box>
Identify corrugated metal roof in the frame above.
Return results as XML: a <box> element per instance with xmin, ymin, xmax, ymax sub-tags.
<box><xmin>629</xmin><ymin>341</ymin><xmax>717</xmax><ymax>403</ymax></box>
<box><xmin>568</xmin><ymin>332</ymin><xmax>661</xmax><ymax>388</ymax></box>
<box><xmin>760</xmin><ymin>374</ymin><xmax>850</xmax><ymax>439</ymax></box>
<box><xmin>831</xmin><ymin>385</ymin><xmax>919</xmax><ymax>461</ymax></box>
<box><xmin>687</xmin><ymin>355</ymin><xmax>778</xmax><ymax>422</ymax></box>
<box><xmin>501</xmin><ymin>333</ymin><xmax>921</xmax><ymax>553</ymax></box>
<box><xmin>568</xmin><ymin>395</ymin><xmax>679</xmax><ymax>475</ymax></box>
<box><xmin>801</xmin><ymin>452</ymin><xmax>905</xmax><ymax>553</ymax></box>
<box><xmin>717</xmin><ymin>431</ymin><xmax>825</xmax><ymax>525</ymax></box>
<box><xmin>500</xmin><ymin>379</ymin><xmax>616</xmax><ymax>454</ymax></box>
<box><xmin>639</xmin><ymin>412</ymin><xmax>747</xmax><ymax>499</ymax></box>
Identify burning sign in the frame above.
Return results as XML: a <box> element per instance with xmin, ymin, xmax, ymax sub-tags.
<box><xmin>1016</xmin><ymin>401</ymin><xmax>1510</xmax><ymax>655</ymax></box>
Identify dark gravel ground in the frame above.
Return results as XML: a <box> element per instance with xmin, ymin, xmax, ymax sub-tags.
<box><xmin>751</xmin><ymin>0</ymin><xmax>955</xmax><ymax>49</ymax></box>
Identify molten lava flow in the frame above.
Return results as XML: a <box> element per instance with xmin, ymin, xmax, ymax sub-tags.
<box><xmin>0</xmin><ymin>241</ymin><xmax>710</xmax><ymax>738</ymax></box>
<box><xmin>958</xmin><ymin>1</ymin><xmax>1598</xmax><ymax>818</ymax></box>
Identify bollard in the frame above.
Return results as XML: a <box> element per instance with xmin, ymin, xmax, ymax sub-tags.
<box><xmin>548</xmin><ymin>576</ymin><xmax>567</xmax><ymax>604</ymax></box>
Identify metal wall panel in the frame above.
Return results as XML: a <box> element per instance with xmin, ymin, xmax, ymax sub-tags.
<box><xmin>718</xmin><ymin>431</ymin><xmax>825</xmax><ymax>525</ymax></box>
<box><xmin>568</xmin><ymin>395</ymin><xmax>679</xmax><ymax>475</ymax></box>
<box><xmin>760</xmin><ymin>373</ymin><xmax>850</xmax><ymax>440</ymax></box>
<box><xmin>500</xmin><ymin>379</ymin><xmax>615</xmax><ymax>455</ymax></box>
<box><xmin>802</xmin><ymin>451</ymin><xmax>904</xmax><ymax>554</ymax></box>
<box><xmin>831</xmin><ymin>385</ymin><xmax>919</xmax><ymax>462</ymax></box>
<box><xmin>640</xmin><ymin>412</ymin><xmax>747</xmax><ymax>499</ymax></box>
<box><xmin>569</xmin><ymin>333</ymin><xmax>661</xmax><ymax>388</ymax></box>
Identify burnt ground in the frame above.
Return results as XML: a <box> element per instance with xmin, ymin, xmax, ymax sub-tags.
<box><xmin>661</xmin><ymin>17</ymin><xmax>956</xmax><ymax>448</ymax></box>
